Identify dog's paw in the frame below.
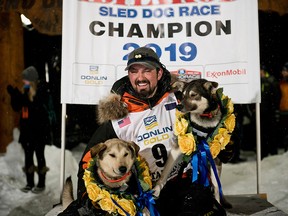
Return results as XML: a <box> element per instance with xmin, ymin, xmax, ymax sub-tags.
<box><xmin>152</xmin><ymin>185</ymin><xmax>162</xmax><ymax>198</ymax></box>
<box><xmin>97</xmin><ymin>93</ymin><xmax>128</xmax><ymax>124</ymax></box>
<box><xmin>142</xmin><ymin>207</ymin><xmax>151</xmax><ymax>216</ymax></box>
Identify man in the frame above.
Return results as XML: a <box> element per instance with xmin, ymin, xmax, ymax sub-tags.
<box><xmin>60</xmin><ymin>47</ymin><xmax>180</xmax><ymax>215</ymax></box>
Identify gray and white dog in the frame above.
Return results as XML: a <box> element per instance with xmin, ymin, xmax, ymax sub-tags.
<box><xmin>153</xmin><ymin>78</ymin><xmax>233</xmax><ymax>208</ymax></box>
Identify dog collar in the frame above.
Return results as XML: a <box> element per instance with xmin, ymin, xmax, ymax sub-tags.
<box><xmin>200</xmin><ymin>105</ymin><xmax>220</xmax><ymax>118</ymax></box>
<box><xmin>200</xmin><ymin>112</ymin><xmax>214</xmax><ymax>118</ymax></box>
<box><xmin>100</xmin><ymin>170</ymin><xmax>132</xmax><ymax>183</ymax></box>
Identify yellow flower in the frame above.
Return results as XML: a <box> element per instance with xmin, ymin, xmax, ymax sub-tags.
<box><xmin>226</xmin><ymin>98</ymin><xmax>234</xmax><ymax>114</ymax></box>
<box><xmin>209</xmin><ymin>140</ymin><xmax>221</xmax><ymax>159</ymax></box>
<box><xmin>214</xmin><ymin>128</ymin><xmax>231</xmax><ymax>149</ymax></box>
<box><xmin>143</xmin><ymin>175</ymin><xmax>152</xmax><ymax>189</ymax></box>
<box><xmin>98</xmin><ymin>197</ymin><xmax>116</xmax><ymax>214</ymax></box>
<box><xmin>224</xmin><ymin>114</ymin><xmax>236</xmax><ymax>133</ymax></box>
<box><xmin>83</xmin><ymin>170</ymin><xmax>94</xmax><ymax>185</ymax></box>
<box><xmin>100</xmin><ymin>189</ymin><xmax>111</xmax><ymax>199</ymax></box>
<box><xmin>178</xmin><ymin>133</ymin><xmax>196</xmax><ymax>155</ymax></box>
<box><xmin>175</xmin><ymin>109</ymin><xmax>185</xmax><ymax>118</ymax></box>
<box><xmin>137</xmin><ymin>157</ymin><xmax>152</xmax><ymax>189</ymax></box>
<box><xmin>174</xmin><ymin>117</ymin><xmax>189</xmax><ymax>136</ymax></box>
<box><xmin>142</xmin><ymin>168</ymin><xmax>150</xmax><ymax>178</ymax></box>
<box><xmin>139</xmin><ymin>158</ymin><xmax>148</xmax><ymax>170</ymax></box>
<box><xmin>86</xmin><ymin>183</ymin><xmax>101</xmax><ymax>202</ymax></box>
<box><xmin>221</xmin><ymin>94</ymin><xmax>228</xmax><ymax>100</ymax></box>
<box><xmin>116</xmin><ymin>198</ymin><xmax>136</xmax><ymax>216</ymax></box>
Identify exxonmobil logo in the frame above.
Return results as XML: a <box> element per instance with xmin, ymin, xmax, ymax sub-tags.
<box><xmin>206</xmin><ymin>68</ymin><xmax>246</xmax><ymax>78</ymax></box>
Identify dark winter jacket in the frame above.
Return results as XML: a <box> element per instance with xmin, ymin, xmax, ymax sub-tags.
<box><xmin>76</xmin><ymin>68</ymin><xmax>172</xmax><ymax>200</ymax></box>
<box><xmin>7</xmin><ymin>81</ymin><xmax>51</xmax><ymax>145</ymax></box>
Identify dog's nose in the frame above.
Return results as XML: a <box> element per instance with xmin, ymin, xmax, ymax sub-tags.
<box><xmin>119</xmin><ymin>166</ymin><xmax>127</xmax><ymax>174</ymax></box>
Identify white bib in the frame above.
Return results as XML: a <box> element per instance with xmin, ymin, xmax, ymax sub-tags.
<box><xmin>112</xmin><ymin>93</ymin><xmax>179</xmax><ymax>182</ymax></box>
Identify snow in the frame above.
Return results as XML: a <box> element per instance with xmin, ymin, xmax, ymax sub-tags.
<box><xmin>0</xmin><ymin>128</ymin><xmax>288</xmax><ymax>216</ymax></box>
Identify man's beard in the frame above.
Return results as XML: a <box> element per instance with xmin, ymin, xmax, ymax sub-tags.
<box><xmin>135</xmin><ymin>81</ymin><xmax>157</xmax><ymax>98</ymax></box>
<box><xmin>138</xmin><ymin>88</ymin><xmax>154</xmax><ymax>98</ymax></box>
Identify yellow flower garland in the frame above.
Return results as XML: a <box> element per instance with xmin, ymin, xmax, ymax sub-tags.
<box><xmin>175</xmin><ymin>88</ymin><xmax>236</xmax><ymax>159</ymax></box>
<box><xmin>83</xmin><ymin>155</ymin><xmax>152</xmax><ymax>216</ymax></box>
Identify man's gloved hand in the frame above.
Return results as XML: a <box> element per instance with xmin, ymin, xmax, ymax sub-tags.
<box><xmin>7</xmin><ymin>85</ymin><xmax>21</xmax><ymax>98</ymax></box>
<box><xmin>7</xmin><ymin>85</ymin><xmax>15</xmax><ymax>95</ymax></box>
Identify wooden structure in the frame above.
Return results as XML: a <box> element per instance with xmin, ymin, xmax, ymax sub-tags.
<box><xmin>0</xmin><ymin>0</ymin><xmax>61</xmax><ymax>153</ymax></box>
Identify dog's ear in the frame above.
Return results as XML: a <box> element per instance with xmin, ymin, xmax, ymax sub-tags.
<box><xmin>171</xmin><ymin>80</ymin><xmax>186</xmax><ymax>92</ymax></box>
<box><xmin>127</xmin><ymin>141</ymin><xmax>140</xmax><ymax>157</ymax></box>
<box><xmin>170</xmin><ymin>74</ymin><xmax>188</xmax><ymax>93</ymax></box>
<box><xmin>90</xmin><ymin>143</ymin><xmax>107</xmax><ymax>159</ymax></box>
<box><xmin>204</xmin><ymin>81</ymin><xmax>218</xmax><ymax>92</ymax></box>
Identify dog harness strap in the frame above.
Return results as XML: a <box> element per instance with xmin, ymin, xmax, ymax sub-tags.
<box><xmin>199</xmin><ymin>105</ymin><xmax>220</xmax><ymax>118</ymax></box>
<box><xmin>111</xmin><ymin>198</ymin><xmax>130</xmax><ymax>216</ymax></box>
<box><xmin>200</xmin><ymin>112</ymin><xmax>213</xmax><ymax>118</ymax></box>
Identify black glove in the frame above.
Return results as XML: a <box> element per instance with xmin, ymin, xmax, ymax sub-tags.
<box><xmin>7</xmin><ymin>85</ymin><xmax>14</xmax><ymax>95</ymax></box>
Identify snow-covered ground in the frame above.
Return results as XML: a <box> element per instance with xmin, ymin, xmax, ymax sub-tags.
<box><xmin>0</xmin><ymin>128</ymin><xmax>288</xmax><ymax>216</ymax></box>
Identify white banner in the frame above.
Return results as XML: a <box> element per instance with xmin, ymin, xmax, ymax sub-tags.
<box><xmin>61</xmin><ymin>0</ymin><xmax>260</xmax><ymax>105</ymax></box>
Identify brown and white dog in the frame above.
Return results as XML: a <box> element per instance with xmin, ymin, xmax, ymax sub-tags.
<box><xmin>48</xmin><ymin>139</ymin><xmax>142</xmax><ymax>215</ymax></box>
<box><xmin>90</xmin><ymin>138</ymin><xmax>140</xmax><ymax>189</ymax></box>
<box><xmin>153</xmin><ymin>79</ymin><xmax>233</xmax><ymax>207</ymax></box>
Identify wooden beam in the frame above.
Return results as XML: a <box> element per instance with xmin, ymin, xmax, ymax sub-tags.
<box><xmin>0</xmin><ymin>12</ymin><xmax>24</xmax><ymax>153</ymax></box>
<box><xmin>0</xmin><ymin>0</ymin><xmax>62</xmax><ymax>36</ymax></box>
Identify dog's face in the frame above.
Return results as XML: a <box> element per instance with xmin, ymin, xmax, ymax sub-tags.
<box><xmin>173</xmin><ymin>79</ymin><xmax>219</xmax><ymax>114</ymax></box>
<box><xmin>91</xmin><ymin>138</ymin><xmax>140</xmax><ymax>179</ymax></box>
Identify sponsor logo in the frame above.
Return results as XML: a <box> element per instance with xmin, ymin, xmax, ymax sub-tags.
<box><xmin>206</xmin><ymin>68</ymin><xmax>246</xmax><ymax>78</ymax></box>
<box><xmin>171</xmin><ymin>68</ymin><xmax>202</xmax><ymax>82</ymax></box>
<box><xmin>137</xmin><ymin>126</ymin><xmax>173</xmax><ymax>145</ymax></box>
<box><xmin>89</xmin><ymin>65</ymin><xmax>99</xmax><ymax>73</ymax></box>
<box><xmin>144</xmin><ymin>115</ymin><xmax>158</xmax><ymax>130</ymax></box>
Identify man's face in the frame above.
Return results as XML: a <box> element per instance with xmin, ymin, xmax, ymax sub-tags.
<box><xmin>128</xmin><ymin>64</ymin><xmax>163</xmax><ymax>98</ymax></box>
<box><xmin>282</xmin><ymin>69</ymin><xmax>288</xmax><ymax>78</ymax></box>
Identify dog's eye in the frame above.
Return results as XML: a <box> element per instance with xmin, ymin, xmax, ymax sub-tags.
<box><xmin>124</xmin><ymin>153</ymin><xmax>128</xmax><ymax>157</ymax></box>
<box><xmin>109</xmin><ymin>154</ymin><xmax>115</xmax><ymax>158</ymax></box>
<box><xmin>190</xmin><ymin>92</ymin><xmax>197</xmax><ymax>97</ymax></box>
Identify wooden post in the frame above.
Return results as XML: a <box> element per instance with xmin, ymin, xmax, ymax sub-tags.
<box><xmin>0</xmin><ymin>12</ymin><xmax>24</xmax><ymax>153</ymax></box>
<box><xmin>0</xmin><ymin>1</ymin><xmax>62</xmax><ymax>153</ymax></box>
